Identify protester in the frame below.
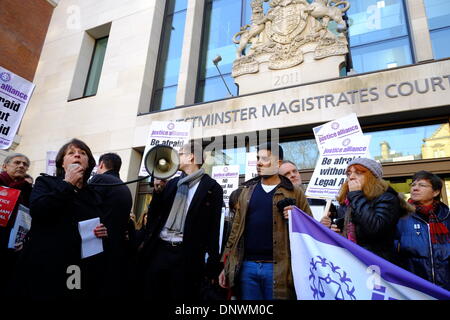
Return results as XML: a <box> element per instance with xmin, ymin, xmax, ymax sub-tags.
<box><xmin>135</xmin><ymin>210</ymin><xmax>148</xmax><ymax>248</ymax></box>
<box><xmin>219</xmin><ymin>143</ymin><xmax>312</xmax><ymax>300</ymax></box>
<box><xmin>0</xmin><ymin>153</ymin><xmax>33</xmax><ymax>297</ymax></box>
<box><xmin>279</xmin><ymin>160</ymin><xmax>302</xmax><ymax>187</ymax></box>
<box><xmin>222</xmin><ymin>187</ymin><xmax>243</xmax><ymax>254</ymax></box>
<box><xmin>395</xmin><ymin>171</ymin><xmax>449</xmax><ymax>290</ymax></box>
<box><xmin>321</xmin><ymin>158</ymin><xmax>413</xmax><ymax>263</ymax></box>
<box><xmin>138</xmin><ymin>142</ymin><xmax>223</xmax><ymax>300</ymax></box>
<box><xmin>16</xmin><ymin>138</ymin><xmax>108</xmax><ymax>299</ymax></box>
<box><xmin>279</xmin><ymin>160</ymin><xmax>336</xmax><ymax>217</ymax></box>
<box><xmin>89</xmin><ymin>152</ymin><xmax>133</xmax><ymax>297</ymax></box>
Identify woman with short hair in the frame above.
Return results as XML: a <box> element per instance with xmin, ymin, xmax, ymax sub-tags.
<box><xmin>395</xmin><ymin>170</ymin><xmax>449</xmax><ymax>290</ymax></box>
<box><xmin>16</xmin><ymin>138</ymin><xmax>108</xmax><ymax>299</ymax></box>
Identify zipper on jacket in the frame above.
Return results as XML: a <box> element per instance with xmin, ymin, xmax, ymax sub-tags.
<box><xmin>426</xmin><ymin>223</ymin><xmax>436</xmax><ymax>284</ymax></box>
<box><xmin>413</xmin><ymin>214</ymin><xmax>436</xmax><ymax>285</ymax></box>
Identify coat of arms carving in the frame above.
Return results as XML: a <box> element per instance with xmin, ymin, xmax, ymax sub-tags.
<box><xmin>232</xmin><ymin>0</ymin><xmax>350</xmax><ymax>77</ymax></box>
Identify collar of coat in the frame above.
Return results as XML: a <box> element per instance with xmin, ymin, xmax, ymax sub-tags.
<box><xmin>242</xmin><ymin>174</ymin><xmax>294</xmax><ymax>191</ymax></box>
<box><xmin>102</xmin><ymin>169</ymin><xmax>120</xmax><ymax>179</ymax></box>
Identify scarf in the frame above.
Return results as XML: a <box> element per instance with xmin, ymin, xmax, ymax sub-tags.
<box><xmin>409</xmin><ymin>199</ymin><xmax>449</xmax><ymax>245</ymax></box>
<box><xmin>342</xmin><ymin>199</ymin><xmax>357</xmax><ymax>244</ymax></box>
<box><xmin>161</xmin><ymin>168</ymin><xmax>205</xmax><ymax>240</ymax></box>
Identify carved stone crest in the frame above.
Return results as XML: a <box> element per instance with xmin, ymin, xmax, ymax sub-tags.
<box><xmin>232</xmin><ymin>0</ymin><xmax>351</xmax><ymax>79</ymax></box>
<box><xmin>265</xmin><ymin>1</ymin><xmax>307</xmax><ymax>44</ymax></box>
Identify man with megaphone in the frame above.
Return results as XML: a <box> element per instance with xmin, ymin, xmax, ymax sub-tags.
<box><xmin>138</xmin><ymin>141</ymin><xmax>224</xmax><ymax>301</ymax></box>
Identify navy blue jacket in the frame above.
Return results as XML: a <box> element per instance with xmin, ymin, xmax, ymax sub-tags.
<box><xmin>395</xmin><ymin>202</ymin><xmax>450</xmax><ymax>290</ymax></box>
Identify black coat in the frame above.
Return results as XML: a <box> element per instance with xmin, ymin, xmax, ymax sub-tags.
<box><xmin>89</xmin><ymin>170</ymin><xmax>133</xmax><ymax>296</ymax></box>
<box><xmin>139</xmin><ymin>174</ymin><xmax>223</xmax><ymax>294</ymax></box>
<box><xmin>0</xmin><ymin>172</ymin><xmax>32</xmax><ymax>297</ymax></box>
<box><xmin>16</xmin><ymin>175</ymin><xmax>104</xmax><ymax>299</ymax></box>
<box><xmin>336</xmin><ymin>187</ymin><xmax>403</xmax><ymax>263</ymax></box>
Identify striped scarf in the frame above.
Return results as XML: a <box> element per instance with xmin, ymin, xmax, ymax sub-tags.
<box><xmin>161</xmin><ymin>168</ymin><xmax>205</xmax><ymax>239</ymax></box>
<box><xmin>409</xmin><ymin>199</ymin><xmax>450</xmax><ymax>245</ymax></box>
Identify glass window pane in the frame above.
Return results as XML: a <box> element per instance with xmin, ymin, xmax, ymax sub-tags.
<box><xmin>366</xmin><ymin>123</ymin><xmax>450</xmax><ymax>163</ymax></box>
<box><xmin>167</xmin><ymin>0</ymin><xmax>188</xmax><ymax>15</ymax></box>
<box><xmin>84</xmin><ymin>37</ymin><xmax>108</xmax><ymax>96</ymax></box>
<box><xmin>430</xmin><ymin>28</ymin><xmax>450</xmax><ymax>59</ymax></box>
<box><xmin>424</xmin><ymin>0</ymin><xmax>450</xmax><ymax>30</ymax></box>
<box><xmin>348</xmin><ymin>0</ymin><xmax>408</xmax><ymax>47</ymax></box>
<box><xmin>197</xmin><ymin>0</ymin><xmax>242</xmax><ymax>89</ymax></box>
<box><xmin>152</xmin><ymin>1</ymin><xmax>187</xmax><ymax>111</ymax></box>
<box><xmin>351</xmin><ymin>37</ymin><xmax>412</xmax><ymax>73</ymax></box>
<box><xmin>203</xmin><ymin>147</ymin><xmax>248</xmax><ymax>175</ymax></box>
<box><xmin>280</xmin><ymin>139</ymin><xmax>320</xmax><ymax>170</ymax></box>
<box><xmin>155</xmin><ymin>11</ymin><xmax>187</xmax><ymax>89</ymax></box>
<box><xmin>152</xmin><ymin>86</ymin><xmax>177</xmax><ymax>111</ymax></box>
<box><xmin>196</xmin><ymin>74</ymin><xmax>237</xmax><ymax>102</ymax></box>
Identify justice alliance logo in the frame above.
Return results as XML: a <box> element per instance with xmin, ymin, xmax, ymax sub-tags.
<box><xmin>309</xmin><ymin>255</ymin><xmax>357</xmax><ymax>300</ymax></box>
<box><xmin>0</xmin><ymin>72</ymin><xmax>11</xmax><ymax>82</ymax></box>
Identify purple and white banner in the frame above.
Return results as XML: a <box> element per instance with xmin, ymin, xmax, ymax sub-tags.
<box><xmin>289</xmin><ymin>207</ymin><xmax>450</xmax><ymax>300</ymax></box>
<box><xmin>0</xmin><ymin>66</ymin><xmax>35</xmax><ymax>149</ymax></box>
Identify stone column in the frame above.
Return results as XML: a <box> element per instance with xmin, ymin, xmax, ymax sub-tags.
<box><xmin>175</xmin><ymin>0</ymin><xmax>205</xmax><ymax>106</ymax></box>
<box><xmin>406</xmin><ymin>0</ymin><xmax>434</xmax><ymax>62</ymax></box>
<box><xmin>138</xmin><ymin>0</ymin><xmax>167</xmax><ymax>114</ymax></box>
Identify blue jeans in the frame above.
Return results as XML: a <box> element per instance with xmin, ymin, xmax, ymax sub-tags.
<box><xmin>239</xmin><ymin>261</ymin><xmax>273</xmax><ymax>300</ymax></box>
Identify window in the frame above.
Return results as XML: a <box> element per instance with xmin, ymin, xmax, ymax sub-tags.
<box><xmin>203</xmin><ymin>146</ymin><xmax>254</xmax><ymax>175</ymax></box>
<box><xmin>84</xmin><ymin>36</ymin><xmax>108</xmax><ymax>97</ymax></box>
<box><xmin>279</xmin><ymin>121</ymin><xmax>450</xmax><ymax>170</ymax></box>
<box><xmin>281</xmin><ymin>139</ymin><xmax>320</xmax><ymax>170</ymax></box>
<box><xmin>196</xmin><ymin>0</ymin><xmax>262</xmax><ymax>103</ymax></box>
<box><xmin>68</xmin><ymin>23</ymin><xmax>111</xmax><ymax>101</ymax></box>
<box><xmin>347</xmin><ymin>0</ymin><xmax>413</xmax><ymax>73</ymax></box>
<box><xmin>424</xmin><ymin>0</ymin><xmax>450</xmax><ymax>59</ymax></box>
<box><xmin>151</xmin><ymin>0</ymin><xmax>188</xmax><ymax>111</ymax></box>
<box><xmin>366</xmin><ymin>122</ymin><xmax>450</xmax><ymax>163</ymax></box>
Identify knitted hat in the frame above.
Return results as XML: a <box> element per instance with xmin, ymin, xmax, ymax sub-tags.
<box><xmin>347</xmin><ymin>158</ymin><xmax>383</xmax><ymax>179</ymax></box>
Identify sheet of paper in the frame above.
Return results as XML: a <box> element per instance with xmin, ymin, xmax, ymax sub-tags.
<box><xmin>78</xmin><ymin>217</ymin><xmax>103</xmax><ymax>259</ymax></box>
<box><xmin>8</xmin><ymin>205</ymin><xmax>31</xmax><ymax>249</ymax></box>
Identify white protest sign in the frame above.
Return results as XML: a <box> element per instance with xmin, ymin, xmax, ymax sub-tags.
<box><xmin>0</xmin><ymin>66</ymin><xmax>35</xmax><ymax>149</ymax></box>
<box><xmin>245</xmin><ymin>152</ymin><xmax>258</xmax><ymax>182</ymax></box>
<box><xmin>139</xmin><ymin>121</ymin><xmax>191</xmax><ymax>176</ymax></box>
<box><xmin>46</xmin><ymin>151</ymin><xmax>57</xmax><ymax>176</ymax></box>
<box><xmin>306</xmin><ymin>135</ymin><xmax>372</xmax><ymax>199</ymax></box>
<box><xmin>212</xmin><ymin>165</ymin><xmax>240</xmax><ymax>208</ymax></box>
<box><xmin>313</xmin><ymin>113</ymin><xmax>363</xmax><ymax>151</ymax></box>
<box><xmin>8</xmin><ymin>205</ymin><xmax>31</xmax><ymax>249</ymax></box>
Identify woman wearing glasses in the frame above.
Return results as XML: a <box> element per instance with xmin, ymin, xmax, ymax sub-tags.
<box><xmin>321</xmin><ymin>158</ymin><xmax>413</xmax><ymax>263</ymax></box>
<box><xmin>395</xmin><ymin>171</ymin><xmax>449</xmax><ymax>290</ymax></box>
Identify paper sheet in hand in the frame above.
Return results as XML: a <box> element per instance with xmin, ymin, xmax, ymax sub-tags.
<box><xmin>8</xmin><ymin>205</ymin><xmax>31</xmax><ymax>249</ymax></box>
<box><xmin>78</xmin><ymin>217</ymin><xmax>103</xmax><ymax>258</ymax></box>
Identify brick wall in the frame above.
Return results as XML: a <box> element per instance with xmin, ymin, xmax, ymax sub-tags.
<box><xmin>0</xmin><ymin>0</ymin><xmax>54</xmax><ymax>81</ymax></box>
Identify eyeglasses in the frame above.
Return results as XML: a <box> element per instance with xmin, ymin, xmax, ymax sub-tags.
<box><xmin>409</xmin><ymin>182</ymin><xmax>432</xmax><ymax>188</ymax></box>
